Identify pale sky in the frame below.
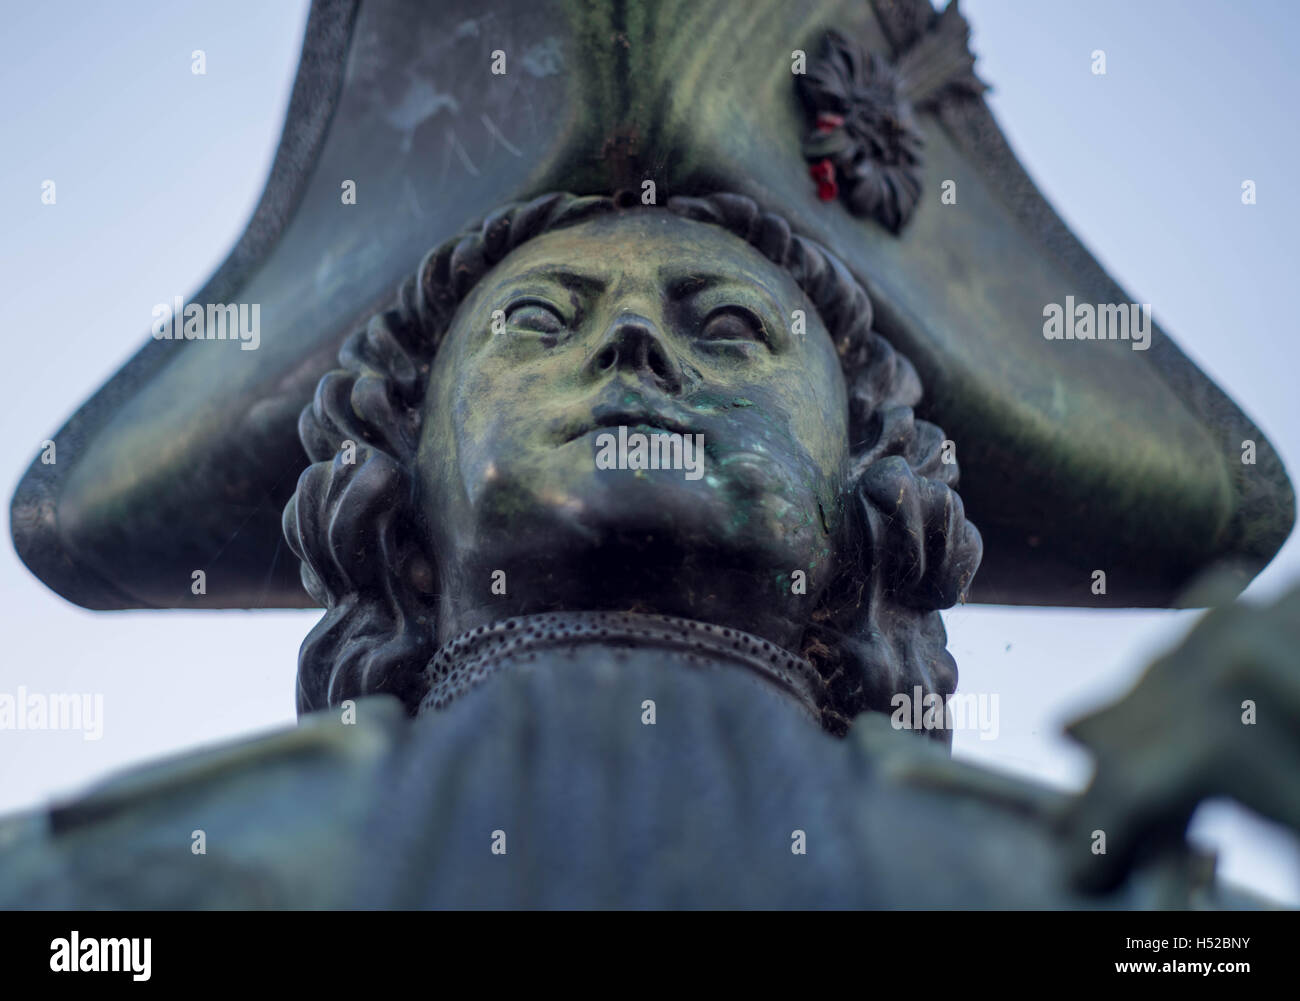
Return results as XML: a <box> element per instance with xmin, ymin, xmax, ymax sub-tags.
<box><xmin>1</xmin><ymin>0</ymin><xmax>1297</xmax><ymax>905</ymax></box>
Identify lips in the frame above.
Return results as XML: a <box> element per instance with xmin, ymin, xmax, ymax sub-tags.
<box><xmin>563</xmin><ymin>404</ymin><xmax>697</xmax><ymax>442</ymax></box>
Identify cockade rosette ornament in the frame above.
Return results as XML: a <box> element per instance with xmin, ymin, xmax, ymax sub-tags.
<box><xmin>798</xmin><ymin>2</ymin><xmax>986</xmax><ymax>231</ymax></box>
<box><xmin>799</xmin><ymin>33</ymin><xmax>924</xmax><ymax>229</ymax></box>
<box><xmin>283</xmin><ymin>191</ymin><xmax>982</xmax><ymax>738</ymax></box>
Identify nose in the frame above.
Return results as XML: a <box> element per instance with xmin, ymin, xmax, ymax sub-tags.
<box><xmin>585</xmin><ymin>312</ymin><xmax>682</xmax><ymax>394</ymax></box>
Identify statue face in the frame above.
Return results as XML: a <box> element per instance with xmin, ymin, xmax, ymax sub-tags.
<box><xmin>417</xmin><ymin>210</ymin><xmax>850</xmax><ymax>647</ymax></box>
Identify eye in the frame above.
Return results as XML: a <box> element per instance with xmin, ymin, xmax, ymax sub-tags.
<box><xmin>700</xmin><ymin>306</ymin><xmax>765</xmax><ymax>344</ymax></box>
<box><xmin>506</xmin><ymin>299</ymin><xmax>565</xmax><ymax>335</ymax></box>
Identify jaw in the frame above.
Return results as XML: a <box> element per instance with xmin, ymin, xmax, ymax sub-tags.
<box><xmin>431</xmin><ymin>461</ymin><xmax>836</xmax><ymax>652</ymax></box>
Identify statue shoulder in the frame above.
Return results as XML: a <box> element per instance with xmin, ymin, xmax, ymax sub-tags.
<box><xmin>0</xmin><ymin>697</ymin><xmax>408</xmax><ymax>908</ymax></box>
<box><xmin>846</xmin><ymin>713</ymin><xmax>1274</xmax><ymax>909</ymax></box>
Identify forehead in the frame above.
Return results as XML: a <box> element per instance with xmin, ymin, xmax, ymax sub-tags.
<box><xmin>478</xmin><ymin>210</ymin><xmax>812</xmax><ymax>302</ymax></box>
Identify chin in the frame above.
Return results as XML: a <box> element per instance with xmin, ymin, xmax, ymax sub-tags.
<box><xmin>594</xmin><ymin>480</ymin><xmax>821</xmax><ymax>573</ymax></box>
<box><xmin>470</xmin><ymin>454</ymin><xmax>828</xmax><ymax>573</ymax></box>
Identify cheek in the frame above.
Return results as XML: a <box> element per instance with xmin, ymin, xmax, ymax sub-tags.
<box><xmin>434</xmin><ymin>364</ymin><xmax>574</xmax><ymax>509</ymax></box>
<box><xmin>764</xmin><ymin>351</ymin><xmax>848</xmax><ymax>472</ymax></box>
<box><xmin>437</xmin><ymin>337</ymin><xmax>515</xmax><ymax>452</ymax></box>
<box><xmin>420</xmin><ymin>344</ymin><xmax>493</xmax><ymax>503</ymax></box>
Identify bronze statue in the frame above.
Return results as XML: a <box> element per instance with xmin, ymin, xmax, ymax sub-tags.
<box><xmin>4</xmin><ymin>0</ymin><xmax>1295</xmax><ymax>908</ymax></box>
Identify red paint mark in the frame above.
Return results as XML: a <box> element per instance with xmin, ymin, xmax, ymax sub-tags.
<box><xmin>809</xmin><ymin>159</ymin><xmax>838</xmax><ymax>201</ymax></box>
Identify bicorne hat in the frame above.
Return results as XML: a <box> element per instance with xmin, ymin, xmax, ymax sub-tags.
<box><xmin>11</xmin><ymin>0</ymin><xmax>1292</xmax><ymax>609</ymax></box>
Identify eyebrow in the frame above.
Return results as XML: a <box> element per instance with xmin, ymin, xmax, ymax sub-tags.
<box><xmin>663</xmin><ymin>273</ymin><xmax>722</xmax><ymax>299</ymax></box>
<box><xmin>661</xmin><ymin>269</ymin><xmax>784</xmax><ymax>304</ymax></box>
<box><xmin>509</xmin><ymin>265</ymin><xmax>608</xmax><ymax>296</ymax></box>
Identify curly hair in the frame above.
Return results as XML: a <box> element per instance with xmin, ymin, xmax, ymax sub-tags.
<box><xmin>283</xmin><ymin>191</ymin><xmax>982</xmax><ymax>739</ymax></box>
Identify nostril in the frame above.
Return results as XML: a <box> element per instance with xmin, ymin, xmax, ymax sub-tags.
<box><xmin>595</xmin><ymin>344</ymin><xmax>619</xmax><ymax>371</ymax></box>
<box><xmin>648</xmin><ymin>351</ymin><xmax>674</xmax><ymax>386</ymax></box>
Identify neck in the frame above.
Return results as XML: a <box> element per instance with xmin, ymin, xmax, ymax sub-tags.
<box><xmin>418</xmin><ymin>610</ymin><xmax>828</xmax><ymax>727</ymax></box>
<box><xmin>433</xmin><ymin>549</ymin><xmax>816</xmax><ymax>654</ymax></box>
